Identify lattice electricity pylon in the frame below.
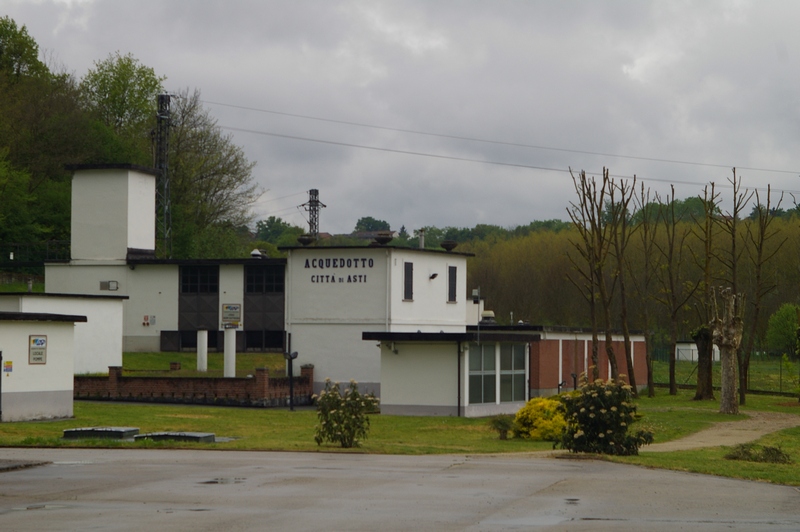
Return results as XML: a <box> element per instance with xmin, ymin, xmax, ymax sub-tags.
<box><xmin>300</xmin><ymin>189</ymin><xmax>326</xmax><ymax>238</ymax></box>
<box><xmin>155</xmin><ymin>93</ymin><xmax>172</xmax><ymax>258</ymax></box>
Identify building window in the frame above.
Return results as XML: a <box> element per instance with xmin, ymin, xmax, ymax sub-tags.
<box><xmin>245</xmin><ymin>265</ymin><xmax>284</xmax><ymax>293</ymax></box>
<box><xmin>468</xmin><ymin>343</ymin><xmax>496</xmax><ymax>404</ymax></box>
<box><xmin>500</xmin><ymin>344</ymin><xmax>527</xmax><ymax>402</ymax></box>
<box><xmin>404</xmin><ymin>262</ymin><xmax>413</xmax><ymax>300</ymax></box>
<box><xmin>180</xmin><ymin>265</ymin><xmax>219</xmax><ymax>293</ymax></box>
<box><xmin>447</xmin><ymin>265</ymin><xmax>457</xmax><ymax>302</ymax></box>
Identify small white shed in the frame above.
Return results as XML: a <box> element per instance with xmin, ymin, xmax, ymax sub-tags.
<box><xmin>0</xmin><ymin>293</ymin><xmax>126</xmax><ymax>374</ymax></box>
<box><xmin>0</xmin><ymin>311</ymin><xmax>86</xmax><ymax>421</ymax></box>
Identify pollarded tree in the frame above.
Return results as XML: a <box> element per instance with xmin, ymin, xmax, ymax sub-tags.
<box><xmin>689</xmin><ymin>184</ymin><xmax>721</xmax><ymax>401</ymax></box>
<box><xmin>739</xmin><ymin>186</ymin><xmax>785</xmax><ymax>404</ymax></box>
<box><xmin>712</xmin><ymin>287</ymin><xmax>744</xmax><ymax>414</ymax></box>
<box><xmin>567</xmin><ymin>168</ymin><xmax>620</xmax><ymax>381</ymax></box>
<box><xmin>653</xmin><ymin>186</ymin><xmax>701</xmax><ymax>395</ymax></box>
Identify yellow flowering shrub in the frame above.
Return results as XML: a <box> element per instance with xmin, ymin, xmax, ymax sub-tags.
<box><xmin>513</xmin><ymin>397</ymin><xmax>565</xmax><ymax>441</ymax></box>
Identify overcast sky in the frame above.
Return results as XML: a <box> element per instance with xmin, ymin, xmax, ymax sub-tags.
<box><xmin>4</xmin><ymin>0</ymin><xmax>800</xmax><ymax>235</ymax></box>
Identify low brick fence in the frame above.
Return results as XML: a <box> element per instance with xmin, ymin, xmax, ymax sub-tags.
<box><xmin>74</xmin><ymin>366</ymin><xmax>314</xmax><ymax>407</ymax></box>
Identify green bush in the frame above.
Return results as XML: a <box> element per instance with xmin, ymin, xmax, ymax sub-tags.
<box><xmin>513</xmin><ymin>397</ymin><xmax>565</xmax><ymax>441</ymax></box>
<box><xmin>313</xmin><ymin>379</ymin><xmax>379</xmax><ymax>448</ymax></box>
<box><xmin>724</xmin><ymin>443</ymin><xmax>792</xmax><ymax>464</ymax></box>
<box><xmin>557</xmin><ymin>374</ymin><xmax>653</xmax><ymax>455</ymax></box>
<box><xmin>488</xmin><ymin>414</ymin><xmax>515</xmax><ymax>440</ymax></box>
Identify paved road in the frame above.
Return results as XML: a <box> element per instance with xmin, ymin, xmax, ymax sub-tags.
<box><xmin>0</xmin><ymin>448</ymin><xmax>798</xmax><ymax>531</ymax></box>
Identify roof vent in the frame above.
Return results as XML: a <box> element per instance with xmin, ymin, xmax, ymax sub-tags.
<box><xmin>479</xmin><ymin>310</ymin><xmax>497</xmax><ymax>324</ymax></box>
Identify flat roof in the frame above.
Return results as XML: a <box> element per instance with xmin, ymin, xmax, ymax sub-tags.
<box><xmin>126</xmin><ymin>258</ymin><xmax>286</xmax><ymax>266</ymax></box>
<box><xmin>467</xmin><ymin>324</ymin><xmax>645</xmax><ymax>335</ymax></box>
<box><xmin>362</xmin><ymin>331</ymin><xmax>540</xmax><ymax>343</ymax></box>
<box><xmin>66</xmin><ymin>163</ymin><xmax>159</xmax><ymax>176</ymax></box>
<box><xmin>0</xmin><ymin>292</ymin><xmax>129</xmax><ymax>300</ymax></box>
<box><xmin>281</xmin><ymin>245</ymin><xmax>474</xmax><ymax>257</ymax></box>
<box><xmin>0</xmin><ymin>311</ymin><xmax>87</xmax><ymax>323</ymax></box>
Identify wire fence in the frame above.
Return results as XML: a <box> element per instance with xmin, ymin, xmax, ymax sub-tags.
<box><xmin>651</xmin><ymin>347</ymin><xmax>800</xmax><ymax>396</ymax></box>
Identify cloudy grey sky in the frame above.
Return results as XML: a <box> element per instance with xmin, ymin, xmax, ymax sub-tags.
<box><xmin>4</xmin><ymin>0</ymin><xmax>800</xmax><ymax>235</ymax></box>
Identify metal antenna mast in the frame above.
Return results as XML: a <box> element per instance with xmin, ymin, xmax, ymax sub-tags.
<box><xmin>301</xmin><ymin>189</ymin><xmax>326</xmax><ymax>238</ymax></box>
<box><xmin>155</xmin><ymin>93</ymin><xmax>172</xmax><ymax>258</ymax></box>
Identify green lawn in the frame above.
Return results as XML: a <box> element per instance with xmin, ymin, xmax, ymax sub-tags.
<box><xmin>118</xmin><ymin>352</ymin><xmax>286</xmax><ymax>378</ymax></box>
<box><xmin>0</xmin><ymin>401</ymin><xmax>554</xmax><ymax>455</ymax></box>
<box><xmin>3</xmin><ymin>354</ymin><xmax>800</xmax><ymax>485</ymax></box>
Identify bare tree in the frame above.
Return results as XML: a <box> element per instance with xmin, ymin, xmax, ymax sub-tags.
<box><xmin>712</xmin><ymin>287</ymin><xmax>745</xmax><ymax>414</ymax></box>
<box><xmin>567</xmin><ymin>169</ymin><xmax>605</xmax><ymax>380</ymax></box>
<box><xmin>630</xmin><ymin>184</ymin><xmax>659</xmax><ymax>397</ymax></box>
<box><xmin>740</xmin><ymin>185</ymin><xmax>785</xmax><ymax>404</ymax></box>
<box><xmin>712</xmin><ymin>170</ymin><xmax>752</xmax><ymax>403</ymax></box>
<box><xmin>567</xmin><ymin>168</ymin><xmax>629</xmax><ymax>381</ymax></box>
<box><xmin>654</xmin><ymin>185</ymin><xmax>701</xmax><ymax>395</ymax></box>
<box><xmin>610</xmin><ymin>176</ymin><xmax>638</xmax><ymax>396</ymax></box>
<box><xmin>690</xmin><ymin>184</ymin><xmax>720</xmax><ymax>401</ymax></box>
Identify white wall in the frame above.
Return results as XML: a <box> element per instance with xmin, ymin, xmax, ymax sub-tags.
<box><xmin>126</xmin><ymin>171</ymin><xmax>156</xmax><ymax>251</ymax></box>
<box><xmin>387</xmin><ymin>249</ymin><xmax>467</xmax><ymax>332</ymax></box>
<box><xmin>0</xmin><ymin>320</ymin><xmax>75</xmax><ymax>421</ymax></box>
<box><xmin>380</xmin><ymin>342</ymin><xmax>461</xmax><ymax>415</ymax></box>
<box><xmin>46</xmin><ymin>262</ymin><xmax>179</xmax><ymax>353</ymax></box>
<box><xmin>290</xmin><ymin>323</ymin><xmax>381</xmax><ymax>394</ymax></box>
<box><xmin>46</xmin><ymin>262</ymin><xmax>129</xmax><ymax>295</ymax></box>
<box><xmin>124</xmin><ymin>265</ymin><xmax>179</xmax><ymax>351</ymax></box>
<box><xmin>219</xmin><ymin>265</ymin><xmax>245</xmax><ymax>327</ymax></box>
<box><xmin>10</xmin><ymin>295</ymin><xmax>124</xmax><ymax>374</ymax></box>
<box><xmin>71</xmin><ymin>167</ymin><xmax>155</xmax><ymax>260</ymax></box>
<box><xmin>286</xmin><ymin>248</ymin><xmax>389</xmax><ymax>325</ymax></box>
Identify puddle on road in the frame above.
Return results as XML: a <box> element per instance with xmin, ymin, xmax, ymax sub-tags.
<box><xmin>199</xmin><ymin>478</ymin><xmax>246</xmax><ymax>485</ymax></box>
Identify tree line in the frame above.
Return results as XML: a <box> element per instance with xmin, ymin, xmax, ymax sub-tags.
<box><xmin>0</xmin><ymin>16</ymin><xmax>258</xmax><ymax>260</ymax></box>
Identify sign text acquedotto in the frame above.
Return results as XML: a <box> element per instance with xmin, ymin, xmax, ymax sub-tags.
<box><xmin>305</xmin><ymin>257</ymin><xmax>374</xmax><ymax>284</ymax></box>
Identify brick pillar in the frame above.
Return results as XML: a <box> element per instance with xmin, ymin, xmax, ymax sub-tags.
<box><xmin>255</xmin><ymin>368</ymin><xmax>270</xmax><ymax>398</ymax></box>
<box><xmin>300</xmin><ymin>365</ymin><xmax>314</xmax><ymax>395</ymax></box>
<box><xmin>108</xmin><ymin>366</ymin><xmax>122</xmax><ymax>396</ymax></box>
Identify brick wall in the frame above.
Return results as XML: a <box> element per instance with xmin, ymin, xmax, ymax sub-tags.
<box><xmin>75</xmin><ymin>366</ymin><xmax>314</xmax><ymax>407</ymax></box>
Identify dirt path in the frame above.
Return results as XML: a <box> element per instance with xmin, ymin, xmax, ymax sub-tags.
<box><xmin>643</xmin><ymin>410</ymin><xmax>800</xmax><ymax>452</ymax></box>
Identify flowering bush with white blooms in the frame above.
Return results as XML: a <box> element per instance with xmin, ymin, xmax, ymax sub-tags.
<box><xmin>557</xmin><ymin>371</ymin><xmax>653</xmax><ymax>455</ymax></box>
<box><xmin>313</xmin><ymin>378</ymin><xmax>379</xmax><ymax>448</ymax></box>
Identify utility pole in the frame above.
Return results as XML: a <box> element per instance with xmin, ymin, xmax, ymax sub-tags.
<box><xmin>155</xmin><ymin>93</ymin><xmax>172</xmax><ymax>258</ymax></box>
<box><xmin>301</xmin><ymin>189</ymin><xmax>326</xmax><ymax>238</ymax></box>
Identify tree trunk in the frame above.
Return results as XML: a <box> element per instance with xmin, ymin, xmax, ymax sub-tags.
<box><xmin>692</xmin><ymin>326</ymin><xmax>715</xmax><ymax>400</ymax></box>
<box><xmin>669</xmin><ymin>320</ymin><xmax>678</xmax><ymax>395</ymax></box>
<box><xmin>712</xmin><ymin>288</ymin><xmax>744</xmax><ymax>415</ymax></box>
<box><xmin>646</xmin><ymin>329</ymin><xmax>655</xmax><ymax>398</ymax></box>
<box><xmin>719</xmin><ymin>346</ymin><xmax>739</xmax><ymax>414</ymax></box>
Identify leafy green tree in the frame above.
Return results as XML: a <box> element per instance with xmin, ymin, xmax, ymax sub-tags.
<box><xmin>168</xmin><ymin>88</ymin><xmax>259</xmax><ymax>258</ymax></box>
<box><xmin>0</xmin><ymin>151</ymin><xmax>34</xmax><ymax>243</ymax></box>
<box><xmin>80</xmin><ymin>51</ymin><xmax>164</xmax><ymax>153</ymax></box>
<box><xmin>354</xmin><ymin>216</ymin><xmax>390</xmax><ymax>232</ymax></box>
<box><xmin>765</xmin><ymin>303</ymin><xmax>800</xmax><ymax>356</ymax></box>
<box><xmin>0</xmin><ymin>16</ymin><xmax>47</xmax><ymax>80</ymax></box>
<box><xmin>255</xmin><ymin>216</ymin><xmax>304</xmax><ymax>245</ymax></box>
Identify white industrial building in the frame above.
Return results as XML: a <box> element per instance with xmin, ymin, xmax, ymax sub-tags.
<box><xmin>39</xmin><ymin>164</ymin><xmax>645</xmax><ymax>417</ymax></box>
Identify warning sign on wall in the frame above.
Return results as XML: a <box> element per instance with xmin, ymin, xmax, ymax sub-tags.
<box><xmin>29</xmin><ymin>335</ymin><xmax>47</xmax><ymax>364</ymax></box>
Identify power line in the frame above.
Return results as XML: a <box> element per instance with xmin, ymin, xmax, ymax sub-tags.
<box><xmin>218</xmin><ymin>124</ymin><xmax>800</xmax><ymax>196</ymax></box>
<box><xmin>205</xmin><ymin>100</ymin><xmax>800</xmax><ymax>176</ymax></box>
